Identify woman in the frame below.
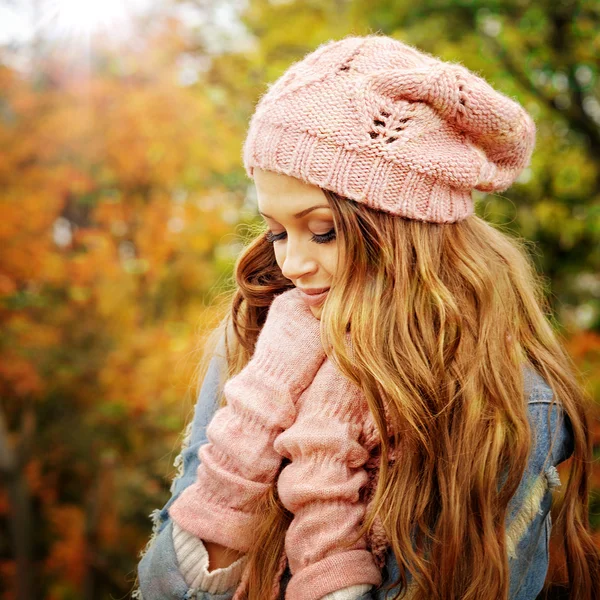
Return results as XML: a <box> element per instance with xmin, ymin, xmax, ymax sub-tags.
<box><xmin>133</xmin><ymin>34</ymin><xmax>599</xmax><ymax>600</ymax></box>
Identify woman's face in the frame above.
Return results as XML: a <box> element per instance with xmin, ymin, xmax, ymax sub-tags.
<box><xmin>254</xmin><ymin>167</ymin><xmax>338</xmax><ymax>320</ymax></box>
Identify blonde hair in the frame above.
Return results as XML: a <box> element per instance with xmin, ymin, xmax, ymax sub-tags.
<box><xmin>193</xmin><ymin>189</ymin><xmax>600</xmax><ymax>599</ymax></box>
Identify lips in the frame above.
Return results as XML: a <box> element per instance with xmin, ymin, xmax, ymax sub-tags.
<box><xmin>298</xmin><ymin>288</ymin><xmax>330</xmax><ymax>307</ymax></box>
<box><xmin>298</xmin><ymin>287</ymin><xmax>330</xmax><ymax>295</ymax></box>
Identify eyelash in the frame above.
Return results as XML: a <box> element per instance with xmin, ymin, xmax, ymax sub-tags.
<box><xmin>265</xmin><ymin>229</ymin><xmax>337</xmax><ymax>245</ymax></box>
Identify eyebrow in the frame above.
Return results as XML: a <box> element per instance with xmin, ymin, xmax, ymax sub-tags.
<box><xmin>259</xmin><ymin>204</ymin><xmax>330</xmax><ymax>219</ymax></box>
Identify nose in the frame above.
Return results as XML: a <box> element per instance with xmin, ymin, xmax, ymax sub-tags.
<box><xmin>279</xmin><ymin>238</ymin><xmax>318</xmax><ymax>282</ymax></box>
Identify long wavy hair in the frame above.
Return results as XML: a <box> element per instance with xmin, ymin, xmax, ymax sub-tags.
<box><xmin>193</xmin><ymin>187</ymin><xmax>600</xmax><ymax>600</ymax></box>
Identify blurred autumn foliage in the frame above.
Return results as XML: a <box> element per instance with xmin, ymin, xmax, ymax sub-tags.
<box><xmin>0</xmin><ymin>1</ymin><xmax>599</xmax><ymax>599</ymax></box>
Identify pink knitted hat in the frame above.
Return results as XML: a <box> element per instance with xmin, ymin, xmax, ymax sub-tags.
<box><xmin>242</xmin><ymin>34</ymin><xmax>536</xmax><ymax>224</ymax></box>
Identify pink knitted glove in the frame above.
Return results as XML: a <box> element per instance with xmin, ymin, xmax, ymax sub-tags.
<box><xmin>274</xmin><ymin>352</ymin><xmax>382</xmax><ymax>600</ymax></box>
<box><xmin>248</xmin><ymin>286</ymin><xmax>328</xmax><ymax>395</ymax></box>
<box><xmin>168</xmin><ymin>287</ymin><xmax>327</xmax><ymax>553</ymax></box>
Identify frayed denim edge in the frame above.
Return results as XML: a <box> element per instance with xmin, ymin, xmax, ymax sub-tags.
<box><xmin>506</xmin><ymin>466</ymin><xmax>561</xmax><ymax>560</ymax></box>
<box><xmin>131</xmin><ymin>418</ymin><xmax>197</xmax><ymax>600</ymax></box>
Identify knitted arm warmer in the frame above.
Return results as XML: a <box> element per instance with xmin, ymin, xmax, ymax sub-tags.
<box><xmin>167</xmin><ymin>346</ymin><xmax>301</xmax><ymax>552</ymax></box>
<box><xmin>273</xmin><ymin>357</ymin><xmax>382</xmax><ymax>600</ymax></box>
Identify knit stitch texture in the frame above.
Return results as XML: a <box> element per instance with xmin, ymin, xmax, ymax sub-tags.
<box><xmin>273</xmin><ymin>354</ymin><xmax>382</xmax><ymax>599</ymax></box>
<box><xmin>242</xmin><ymin>34</ymin><xmax>536</xmax><ymax>223</ymax></box>
<box><xmin>168</xmin><ymin>348</ymin><xmax>382</xmax><ymax>600</ymax></box>
<box><xmin>168</xmin><ymin>288</ymin><xmax>326</xmax><ymax>550</ymax></box>
<box><xmin>167</xmin><ymin>289</ymin><xmax>384</xmax><ymax>599</ymax></box>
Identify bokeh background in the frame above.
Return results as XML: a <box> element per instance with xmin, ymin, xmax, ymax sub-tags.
<box><xmin>0</xmin><ymin>0</ymin><xmax>599</xmax><ymax>598</ymax></box>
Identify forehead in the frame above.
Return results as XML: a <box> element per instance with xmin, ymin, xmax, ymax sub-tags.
<box><xmin>254</xmin><ymin>168</ymin><xmax>330</xmax><ymax>217</ymax></box>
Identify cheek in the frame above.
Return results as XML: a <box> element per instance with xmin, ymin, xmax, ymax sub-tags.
<box><xmin>323</xmin><ymin>246</ymin><xmax>339</xmax><ymax>274</ymax></box>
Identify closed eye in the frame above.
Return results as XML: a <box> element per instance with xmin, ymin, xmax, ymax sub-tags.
<box><xmin>265</xmin><ymin>229</ymin><xmax>336</xmax><ymax>245</ymax></box>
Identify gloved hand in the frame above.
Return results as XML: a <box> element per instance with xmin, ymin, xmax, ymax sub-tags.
<box><xmin>249</xmin><ymin>286</ymin><xmax>328</xmax><ymax>396</ymax></box>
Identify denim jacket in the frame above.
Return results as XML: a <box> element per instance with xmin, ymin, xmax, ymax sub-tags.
<box><xmin>134</xmin><ymin>348</ymin><xmax>574</xmax><ymax>600</ymax></box>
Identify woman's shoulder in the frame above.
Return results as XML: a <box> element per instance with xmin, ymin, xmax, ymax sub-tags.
<box><xmin>521</xmin><ymin>363</ymin><xmax>555</xmax><ymax>405</ymax></box>
<box><xmin>502</xmin><ymin>364</ymin><xmax>573</xmax><ymax>576</ymax></box>
<box><xmin>520</xmin><ymin>361</ymin><xmax>574</xmax><ymax>468</ymax></box>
